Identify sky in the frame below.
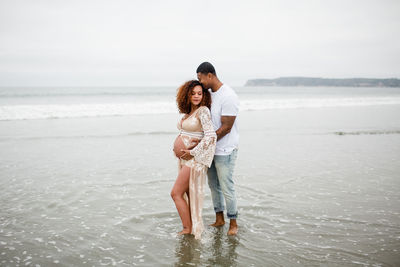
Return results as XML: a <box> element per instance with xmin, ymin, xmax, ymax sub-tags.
<box><xmin>0</xmin><ymin>0</ymin><xmax>399</xmax><ymax>86</ymax></box>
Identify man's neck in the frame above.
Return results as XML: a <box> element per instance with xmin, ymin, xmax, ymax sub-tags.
<box><xmin>211</xmin><ymin>80</ymin><xmax>223</xmax><ymax>92</ymax></box>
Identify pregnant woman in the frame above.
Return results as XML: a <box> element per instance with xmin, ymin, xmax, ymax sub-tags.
<box><xmin>171</xmin><ymin>80</ymin><xmax>216</xmax><ymax>239</ymax></box>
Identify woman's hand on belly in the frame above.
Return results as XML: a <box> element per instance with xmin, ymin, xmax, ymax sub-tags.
<box><xmin>173</xmin><ymin>136</ymin><xmax>200</xmax><ymax>160</ymax></box>
<box><xmin>180</xmin><ymin>149</ymin><xmax>194</xmax><ymax>160</ymax></box>
<box><xmin>180</xmin><ymin>138</ymin><xmax>200</xmax><ymax>160</ymax></box>
<box><xmin>187</xmin><ymin>139</ymin><xmax>200</xmax><ymax>150</ymax></box>
<box><xmin>180</xmin><ymin>138</ymin><xmax>201</xmax><ymax>160</ymax></box>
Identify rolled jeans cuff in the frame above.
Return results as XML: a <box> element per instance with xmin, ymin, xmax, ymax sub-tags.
<box><xmin>214</xmin><ymin>207</ymin><xmax>225</xmax><ymax>213</ymax></box>
<box><xmin>227</xmin><ymin>212</ymin><xmax>238</xmax><ymax>219</ymax></box>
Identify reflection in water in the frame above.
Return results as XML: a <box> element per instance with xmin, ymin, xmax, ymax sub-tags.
<box><xmin>174</xmin><ymin>235</ymin><xmax>201</xmax><ymax>266</ymax></box>
<box><xmin>207</xmin><ymin>228</ymin><xmax>239</xmax><ymax>267</ymax></box>
<box><xmin>174</xmin><ymin>228</ymin><xmax>239</xmax><ymax>267</ymax></box>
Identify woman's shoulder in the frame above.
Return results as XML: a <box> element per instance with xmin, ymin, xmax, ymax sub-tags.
<box><xmin>195</xmin><ymin>106</ymin><xmax>211</xmax><ymax>120</ymax></box>
<box><xmin>198</xmin><ymin>106</ymin><xmax>211</xmax><ymax>112</ymax></box>
<box><xmin>196</xmin><ymin>106</ymin><xmax>211</xmax><ymax>115</ymax></box>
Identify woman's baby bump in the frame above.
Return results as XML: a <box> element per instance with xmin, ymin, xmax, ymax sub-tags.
<box><xmin>173</xmin><ymin>135</ymin><xmax>186</xmax><ymax>158</ymax></box>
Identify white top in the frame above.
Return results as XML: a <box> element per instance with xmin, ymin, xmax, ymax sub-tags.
<box><xmin>209</xmin><ymin>84</ymin><xmax>239</xmax><ymax>155</ymax></box>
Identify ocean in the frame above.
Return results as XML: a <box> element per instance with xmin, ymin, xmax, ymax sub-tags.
<box><xmin>1</xmin><ymin>85</ymin><xmax>400</xmax><ymax>266</ymax></box>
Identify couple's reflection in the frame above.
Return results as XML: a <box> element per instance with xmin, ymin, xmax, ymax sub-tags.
<box><xmin>174</xmin><ymin>227</ymin><xmax>239</xmax><ymax>267</ymax></box>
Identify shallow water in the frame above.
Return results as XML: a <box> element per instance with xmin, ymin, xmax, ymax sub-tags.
<box><xmin>1</xmin><ymin>104</ymin><xmax>400</xmax><ymax>266</ymax></box>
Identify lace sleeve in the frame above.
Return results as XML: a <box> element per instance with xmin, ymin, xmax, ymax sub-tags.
<box><xmin>189</xmin><ymin>106</ymin><xmax>216</xmax><ymax>167</ymax></box>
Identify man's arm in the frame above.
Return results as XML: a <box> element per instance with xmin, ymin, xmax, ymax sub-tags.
<box><xmin>216</xmin><ymin>115</ymin><xmax>236</xmax><ymax>141</ymax></box>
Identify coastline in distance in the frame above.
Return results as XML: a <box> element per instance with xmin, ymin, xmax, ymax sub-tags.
<box><xmin>245</xmin><ymin>77</ymin><xmax>400</xmax><ymax>87</ymax></box>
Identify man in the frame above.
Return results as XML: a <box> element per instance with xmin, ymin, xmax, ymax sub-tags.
<box><xmin>197</xmin><ymin>62</ymin><xmax>240</xmax><ymax>235</ymax></box>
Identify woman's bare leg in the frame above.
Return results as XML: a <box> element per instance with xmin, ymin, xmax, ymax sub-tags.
<box><xmin>171</xmin><ymin>165</ymin><xmax>192</xmax><ymax>234</ymax></box>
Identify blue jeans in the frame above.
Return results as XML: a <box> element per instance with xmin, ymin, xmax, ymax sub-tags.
<box><xmin>207</xmin><ymin>148</ymin><xmax>238</xmax><ymax>219</ymax></box>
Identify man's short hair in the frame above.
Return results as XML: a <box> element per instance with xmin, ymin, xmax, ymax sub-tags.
<box><xmin>196</xmin><ymin>62</ymin><xmax>216</xmax><ymax>75</ymax></box>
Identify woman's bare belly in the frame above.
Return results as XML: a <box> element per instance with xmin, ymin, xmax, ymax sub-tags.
<box><xmin>173</xmin><ymin>135</ymin><xmax>186</xmax><ymax>158</ymax></box>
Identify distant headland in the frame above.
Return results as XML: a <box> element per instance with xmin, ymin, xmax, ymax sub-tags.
<box><xmin>245</xmin><ymin>77</ymin><xmax>400</xmax><ymax>87</ymax></box>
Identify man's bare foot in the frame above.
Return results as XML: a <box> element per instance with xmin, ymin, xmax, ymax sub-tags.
<box><xmin>227</xmin><ymin>219</ymin><xmax>238</xmax><ymax>235</ymax></box>
<box><xmin>227</xmin><ymin>225</ymin><xmax>238</xmax><ymax>235</ymax></box>
<box><xmin>210</xmin><ymin>211</ymin><xmax>225</xmax><ymax>227</ymax></box>
<box><xmin>178</xmin><ymin>227</ymin><xmax>191</xmax><ymax>235</ymax></box>
<box><xmin>210</xmin><ymin>221</ymin><xmax>225</xmax><ymax>227</ymax></box>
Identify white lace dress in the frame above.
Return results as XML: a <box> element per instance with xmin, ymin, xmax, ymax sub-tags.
<box><xmin>176</xmin><ymin>106</ymin><xmax>216</xmax><ymax>239</ymax></box>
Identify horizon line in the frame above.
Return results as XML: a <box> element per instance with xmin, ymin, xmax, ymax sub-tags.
<box><xmin>1</xmin><ymin>77</ymin><xmax>399</xmax><ymax>88</ymax></box>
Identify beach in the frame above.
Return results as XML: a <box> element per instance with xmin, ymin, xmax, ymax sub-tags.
<box><xmin>1</xmin><ymin>86</ymin><xmax>400</xmax><ymax>266</ymax></box>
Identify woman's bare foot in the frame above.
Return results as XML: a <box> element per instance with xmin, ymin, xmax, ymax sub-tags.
<box><xmin>227</xmin><ymin>219</ymin><xmax>238</xmax><ymax>235</ymax></box>
<box><xmin>178</xmin><ymin>227</ymin><xmax>191</xmax><ymax>235</ymax></box>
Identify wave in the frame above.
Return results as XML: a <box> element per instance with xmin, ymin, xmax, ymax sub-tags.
<box><xmin>1</xmin><ymin>96</ymin><xmax>400</xmax><ymax>121</ymax></box>
<box><xmin>240</xmin><ymin>96</ymin><xmax>400</xmax><ymax>110</ymax></box>
<box><xmin>0</xmin><ymin>87</ymin><xmax>174</xmax><ymax>97</ymax></box>
<box><xmin>0</xmin><ymin>102</ymin><xmax>177</xmax><ymax>121</ymax></box>
<box><xmin>334</xmin><ymin>130</ymin><xmax>400</xmax><ymax>135</ymax></box>
<box><xmin>2</xmin><ymin>130</ymin><xmax>399</xmax><ymax>141</ymax></box>
<box><xmin>0</xmin><ymin>92</ymin><xmax>171</xmax><ymax>98</ymax></box>
<box><xmin>0</xmin><ymin>131</ymin><xmax>177</xmax><ymax>141</ymax></box>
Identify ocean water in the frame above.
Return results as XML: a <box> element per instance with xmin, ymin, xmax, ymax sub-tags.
<box><xmin>0</xmin><ymin>86</ymin><xmax>400</xmax><ymax>266</ymax></box>
<box><xmin>1</xmin><ymin>86</ymin><xmax>400</xmax><ymax>120</ymax></box>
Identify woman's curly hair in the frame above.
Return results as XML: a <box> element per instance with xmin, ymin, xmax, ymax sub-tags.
<box><xmin>176</xmin><ymin>80</ymin><xmax>211</xmax><ymax>114</ymax></box>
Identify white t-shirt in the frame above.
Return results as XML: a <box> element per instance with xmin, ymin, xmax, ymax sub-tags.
<box><xmin>209</xmin><ymin>84</ymin><xmax>239</xmax><ymax>155</ymax></box>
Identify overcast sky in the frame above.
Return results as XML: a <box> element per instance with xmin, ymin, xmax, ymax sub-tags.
<box><xmin>0</xmin><ymin>0</ymin><xmax>399</xmax><ymax>86</ymax></box>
